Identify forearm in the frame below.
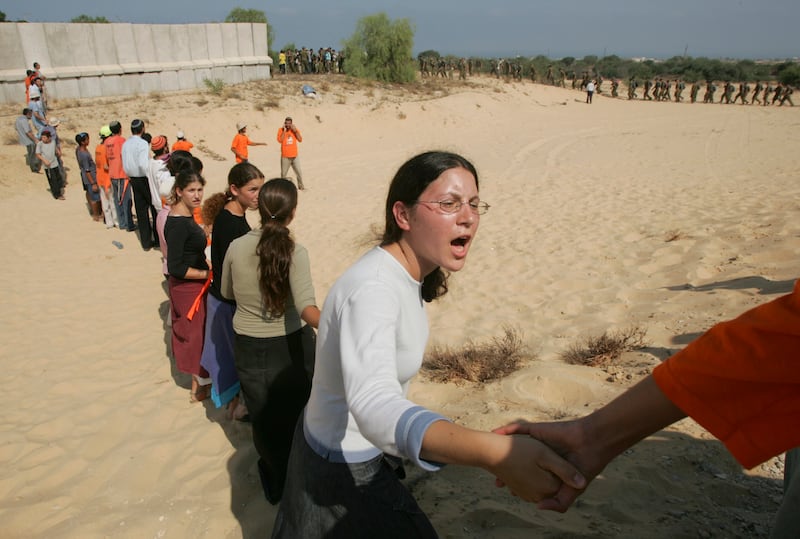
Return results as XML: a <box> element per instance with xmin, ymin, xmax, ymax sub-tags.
<box><xmin>420</xmin><ymin>420</ymin><xmax>504</xmax><ymax>470</ymax></box>
<box><xmin>183</xmin><ymin>267</ymin><xmax>210</xmax><ymax>280</ymax></box>
<box><xmin>300</xmin><ymin>305</ymin><xmax>320</xmax><ymax>329</ymax></box>
<box><xmin>581</xmin><ymin>375</ymin><xmax>686</xmax><ymax>471</ymax></box>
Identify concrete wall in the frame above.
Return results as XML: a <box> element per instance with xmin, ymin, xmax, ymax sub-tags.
<box><xmin>0</xmin><ymin>22</ymin><xmax>272</xmax><ymax>104</ymax></box>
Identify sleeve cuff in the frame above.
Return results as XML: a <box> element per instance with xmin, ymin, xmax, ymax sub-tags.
<box><xmin>395</xmin><ymin>406</ymin><xmax>450</xmax><ymax>471</ymax></box>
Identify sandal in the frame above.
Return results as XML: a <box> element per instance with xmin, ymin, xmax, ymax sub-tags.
<box><xmin>190</xmin><ymin>385</ymin><xmax>210</xmax><ymax>403</ymax></box>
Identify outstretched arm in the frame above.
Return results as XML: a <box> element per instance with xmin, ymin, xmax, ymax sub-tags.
<box><xmin>494</xmin><ymin>375</ymin><xmax>685</xmax><ymax>512</ymax></box>
<box><xmin>422</xmin><ymin>420</ymin><xmax>586</xmax><ymax>503</ymax></box>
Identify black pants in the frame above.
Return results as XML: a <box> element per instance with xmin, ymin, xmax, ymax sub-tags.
<box><xmin>129</xmin><ymin>177</ymin><xmax>158</xmax><ymax>249</ymax></box>
<box><xmin>234</xmin><ymin>325</ymin><xmax>315</xmax><ymax>503</ymax></box>
<box><xmin>45</xmin><ymin>167</ymin><xmax>64</xmax><ymax>198</ymax></box>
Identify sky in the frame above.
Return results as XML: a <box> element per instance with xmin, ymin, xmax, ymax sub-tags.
<box><xmin>3</xmin><ymin>0</ymin><xmax>798</xmax><ymax>60</ymax></box>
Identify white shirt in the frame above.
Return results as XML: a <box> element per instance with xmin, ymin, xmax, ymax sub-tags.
<box><xmin>303</xmin><ymin>247</ymin><xmax>447</xmax><ymax>470</ymax></box>
<box><xmin>121</xmin><ymin>135</ymin><xmax>150</xmax><ymax>177</ymax></box>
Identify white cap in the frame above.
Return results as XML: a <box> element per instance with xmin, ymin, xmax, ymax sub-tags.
<box><xmin>176</xmin><ymin>130</ymin><xmax>185</xmax><ymax>139</ymax></box>
<box><xmin>236</xmin><ymin>122</ymin><xmax>246</xmax><ymax>131</ymax></box>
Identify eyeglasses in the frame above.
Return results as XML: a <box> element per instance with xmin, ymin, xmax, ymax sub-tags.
<box><xmin>416</xmin><ymin>199</ymin><xmax>490</xmax><ymax>215</ymax></box>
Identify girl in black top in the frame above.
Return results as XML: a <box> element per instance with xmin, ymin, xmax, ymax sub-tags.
<box><xmin>164</xmin><ymin>171</ymin><xmax>210</xmax><ymax>402</ymax></box>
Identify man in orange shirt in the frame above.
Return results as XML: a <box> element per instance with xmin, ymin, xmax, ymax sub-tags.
<box><xmin>230</xmin><ymin>122</ymin><xmax>266</xmax><ymax>164</ymax></box>
<box><xmin>104</xmin><ymin>120</ymin><xmax>133</xmax><ymax>231</ymax></box>
<box><xmin>172</xmin><ymin>130</ymin><xmax>194</xmax><ymax>153</ymax></box>
<box><xmin>276</xmin><ymin>116</ymin><xmax>304</xmax><ymax>189</ymax></box>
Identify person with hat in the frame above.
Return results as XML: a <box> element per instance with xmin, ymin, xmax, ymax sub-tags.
<box><xmin>172</xmin><ymin>130</ymin><xmax>194</xmax><ymax>153</ymax></box>
<box><xmin>35</xmin><ymin>129</ymin><xmax>64</xmax><ymax>200</ymax></box>
<box><xmin>47</xmin><ymin>117</ymin><xmax>67</xmax><ymax>185</ymax></box>
<box><xmin>123</xmin><ymin>119</ymin><xmax>158</xmax><ymax>250</ymax></box>
<box><xmin>15</xmin><ymin>107</ymin><xmax>41</xmax><ymax>173</ymax></box>
<box><xmin>147</xmin><ymin>135</ymin><xmax>173</xmax><ymax>208</ymax></box>
<box><xmin>95</xmin><ymin>125</ymin><xmax>118</xmax><ymax>228</ymax></box>
<box><xmin>230</xmin><ymin>122</ymin><xmax>266</xmax><ymax>164</ymax></box>
<box><xmin>75</xmin><ymin>132</ymin><xmax>102</xmax><ymax>222</ymax></box>
<box><xmin>277</xmin><ymin>116</ymin><xmax>304</xmax><ymax>190</ymax></box>
<box><xmin>28</xmin><ymin>85</ymin><xmax>48</xmax><ymax>137</ymax></box>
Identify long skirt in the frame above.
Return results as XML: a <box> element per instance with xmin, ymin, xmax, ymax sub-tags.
<box><xmin>168</xmin><ymin>276</ymin><xmax>208</xmax><ymax>377</ymax></box>
<box><xmin>234</xmin><ymin>325</ymin><xmax>315</xmax><ymax>504</ymax></box>
<box><xmin>200</xmin><ymin>294</ymin><xmax>240</xmax><ymax>408</ymax></box>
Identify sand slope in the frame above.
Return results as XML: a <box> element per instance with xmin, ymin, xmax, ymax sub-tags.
<box><xmin>0</xmin><ymin>76</ymin><xmax>797</xmax><ymax>538</ymax></box>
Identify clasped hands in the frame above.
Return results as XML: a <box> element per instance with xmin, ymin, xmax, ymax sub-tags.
<box><xmin>490</xmin><ymin>418</ymin><xmax>601</xmax><ymax>513</ymax></box>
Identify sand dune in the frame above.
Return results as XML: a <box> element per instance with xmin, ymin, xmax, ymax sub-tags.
<box><xmin>1</xmin><ymin>75</ymin><xmax>797</xmax><ymax>537</ymax></box>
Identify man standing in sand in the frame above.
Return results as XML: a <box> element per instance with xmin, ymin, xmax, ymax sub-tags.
<box><xmin>123</xmin><ymin>119</ymin><xmax>158</xmax><ymax>250</ymax></box>
<box><xmin>231</xmin><ymin>122</ymin><xmax>266</xmax><ymax>164</ymax></box>
<box><xmin>15</xmin><ymin>108</ymin><xmax>40</xmax><ymax>173</ymax></box>
<box><xmin>276</xmin><ymin>116</ymin><xmax>304</xmax><ymax>190</ymax></box>
<box><xmin>585</xmin><ymin>80</ymin><xmax>595</xmax><ymax>104</ymax></box>
<box><xmin>106</xmin><ymin>121</ymin><xmax>134</xmax><ymax>232</ymax></box>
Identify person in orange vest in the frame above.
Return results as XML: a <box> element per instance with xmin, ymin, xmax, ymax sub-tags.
<box><xmin>230</xmin><ymin>122</ymin><xmax>266</xmax><ymax>164</ymax></box>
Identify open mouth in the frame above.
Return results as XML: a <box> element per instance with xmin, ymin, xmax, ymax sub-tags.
<box><xmin>451</xmin><ymin>237</ymin><xmax>469</xmax><ymax>248</ymax></box>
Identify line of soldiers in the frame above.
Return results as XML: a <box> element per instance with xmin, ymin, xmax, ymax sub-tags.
<box><xmin>419</xmin><ymin>57</ymin><xmax>475</xmax><ymax>80</ymax></box>
<box><xmin>281</xmin><ymin>47</ymin><xmax>344</xmax><ymax>75</ymax></box>
<box><xmin>622</xmin><ymin>77</ymin><xmax>794</xmax><ymax>106</ymax></box>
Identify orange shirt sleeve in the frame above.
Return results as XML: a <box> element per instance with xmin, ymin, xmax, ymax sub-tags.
<box><xmin>653</xmin><ymin>280</ymin><xmax>800</xmax><ymax>469</ymax></box>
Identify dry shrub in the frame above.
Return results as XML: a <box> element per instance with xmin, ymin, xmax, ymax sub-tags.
<box><xmin>149</xmin><ymin>91</ymin><xmax>163</xmax><ymax>101</ymax></box>
<box><xmin>560</xmin><ymin>326</ymin><xmax>648</xmax><ymax>367</ymax></box>
<box><xmin>4</xmin><ymin>133</ymin><xmax>18</xmax><ymax>145</ymax></box>
<box><xmin>422</xmin><ymin>326</ymin><xmax>528</xmax><ymax>384</ymax></box>
<box><xmin>664</xmin><ymin>230</ymin><xmax>685</xmax><ymax>242</ymax></box>
<box><xmin>335</xmin><ymin>94</ymin><xmax>347</xmax><ymax>104</ymax></box>
<box><xmin>203</xmin><ymin>78</ymin><xmax>224</xmax><ymax>96</ymax></box>
<box><xmin>397</xmin><ymin>111</ymin><xmax>407</xmax><ymax>120</ymax></box>
<box><xmin>195</xmin><ymin>141</ymin><xmax>226</xmax><ymax>162</ymax></box>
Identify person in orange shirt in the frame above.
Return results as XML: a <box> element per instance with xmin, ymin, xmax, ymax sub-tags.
<box><xmin>230</xmin><ymin>122</ymin><xmax>266</xmax><ymax>164</ymax></box>
<box><xmin>496</xmin><ymin>280</ymin><xmax>800</xmax><ymax>536</ymax></box>
<box><xmin>277</xmin><ymin>116</ymin><xmax>304</xmax><ymax>190</ymax></box>
<box><xmin>172</xmin><ymin>130</ymin><xmax>194</xmax><ymax>153</ymax></box>
<box><xmin>104</xmin><ymin>120</ymin><xmax>134</xmax><ymax>231</ymax></box>
<box><xmin>95</xmin><ymin>126</ymin><xmax>119</xmax><ymax>228</ymax></box>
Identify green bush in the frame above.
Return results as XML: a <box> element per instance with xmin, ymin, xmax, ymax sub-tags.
<box><xmin>342</xmin><ymin>12</ymin><xmax>416</xmax><ymax>83</ymax></box>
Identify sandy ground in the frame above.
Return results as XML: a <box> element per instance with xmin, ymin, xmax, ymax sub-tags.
<box><xmin>0</xmin><ymin>75</ymin><xmax>797</xmax><ymax>538</ymax></box>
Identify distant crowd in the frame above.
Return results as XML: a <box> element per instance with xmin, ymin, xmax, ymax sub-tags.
<box><xmin>276</xmin><ymin>47</ymin><xmax>344</xmax><ymax>75</ymax></box>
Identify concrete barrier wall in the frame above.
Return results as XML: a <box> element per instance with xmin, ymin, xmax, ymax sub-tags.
<box><xmin>0</xmin><ymin>22</ymin><xmax>272</xmax><ymax>104</ymax></box>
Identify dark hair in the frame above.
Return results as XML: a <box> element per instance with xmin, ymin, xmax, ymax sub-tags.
<box><xmin>142</xmin><ymin>132</ymin><xmax>152</xmax><ymax>144</ymax></box>
<box><xmin>22</xmin><ymin>107</ymin><xmax>30</xmax><ymax>115</ymax></box>
<box><xmin>74</xmin><ymin>132</ymin><xmax>89</xmax><ymax>145</ymax></box>
<box><xmin>170</xmin><ymin>171</ymin><xmax>205</xmax><ymax>205</ymax></box>
<box><xmin>202</xmin><ymin>162</ymin><xmax>265</xmax><ymax>225</ymax></box>
<box><xmin>109</xmin><ymin>121</ymin><xmax>122</xmax><ymax>135</ymax></box>
<box><xmin>131</xmin><ymin>119</ymin><xmax>144</xmax><ymax>134</ymax></box>
<box><xmin>167</xmin><ymin>150</ymin><xmax>195</xmax><ymax>176</ymax></box>
<box><xmin>191</xmin><ymin>156</ymin><xmax>204</xmax><ymax>174</ymax></box>
<box><xmin>381</xmin><ymin>151</ymin><xmax>479</xmax><ymax>302</ymax></box>
<box><xmin>255</xmin><ymin>179</ymin><xmax>298</xmax><ymax>318</ymax></box>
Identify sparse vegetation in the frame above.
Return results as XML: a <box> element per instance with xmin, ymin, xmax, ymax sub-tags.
<box><xmin>195</xmin><ymin>98</ymin><xmax>208</xmax><ymax>107</ymax></box>
<box><xmin>561</xmin><ymin>326</ymin><xmax>648</xmax><ymax>367</ymax></box>
<box><xmin>203</xmin><ymin>78</ymin><xmax>225</xmax><ymax>96</ymax></box>
<box><xmin>422</xmin><ymin>326</ymin><xmax>529</xmax><ymax>384</ymax></box>
<box><xmin>664</xmin><ymin>230</ymin><xmax>685</xmax><ymax>242</ymax></box>
<box><xmin>397</xmin><ymin>111</ymin><xmax>407</xmax><ymax>119</ymax></box>
<box><xmin>195</xmin><ymin>141</ymin><xmax>227</xmax><ymax>162</ymax></box>
<box><xmin>71</xmin><ymin>15</ymin><xmax>109</xmax><ymax>23</ymax></box>
<box><xmin>255</xmin><ymin>98</ymin><xmax>280</xmax><ymax>111</ymax></box>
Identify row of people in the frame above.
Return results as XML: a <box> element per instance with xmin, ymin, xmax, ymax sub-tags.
<box><xmin>60</xmin><ymin>116</ymin><xmax>800</xmax><ymax>534</ymax></box>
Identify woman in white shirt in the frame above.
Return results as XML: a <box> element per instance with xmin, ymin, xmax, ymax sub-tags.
<box><xmin>272</xmin><ymin>151</ymin><xmax>585</xmax><ymax>538</ymax></box>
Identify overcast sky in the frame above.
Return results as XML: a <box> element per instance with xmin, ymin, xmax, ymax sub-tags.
<box><xmin>4</xmin><ymin>0</ymin><xmax>798</xmax><ymax>60</ymax></box>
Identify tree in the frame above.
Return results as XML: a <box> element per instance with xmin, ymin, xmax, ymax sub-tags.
<box><xmin>342</xmin><ymin>12</ymin><xmax>415</xmax><ymax>83</ymax></box>
<box><xmin>0</xmin><ymin>11</ymin><xmax>6</xmax><ymax>22</ymax></box>
<box><xmin>71</xmin><ymin>15</ymin><xmax>109</xmax><ymax>23</ymax></box>
<box><xmin>225</xmin><ymin>7</ymin><xmax>274</xmax><ymax>55</ymax></box>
